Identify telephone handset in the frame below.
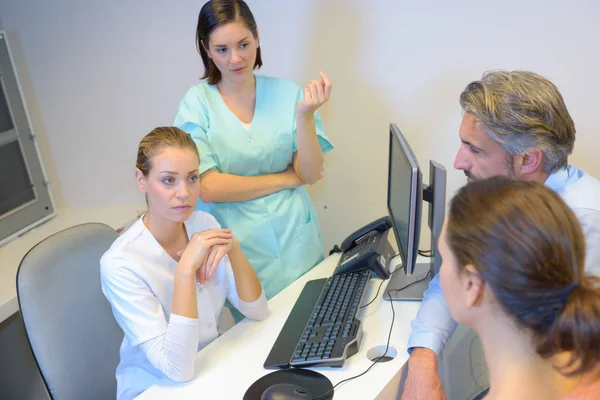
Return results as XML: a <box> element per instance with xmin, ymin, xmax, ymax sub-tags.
<box><xmin>333</xmin><ymin>216</ymin><xmax>394</xmax><ymax>279</ymax></box>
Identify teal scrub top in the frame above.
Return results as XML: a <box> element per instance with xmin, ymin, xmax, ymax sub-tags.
<box><xmin>174</xmin><ymin>75</ymin><xmax>334</xmax><ymax>299</ymax></box>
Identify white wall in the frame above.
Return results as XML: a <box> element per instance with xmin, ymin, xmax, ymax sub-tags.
<box><xmin>0</xmin><ymin>0</ymin><xmax>599</xmax><ymax>252</ymax></box>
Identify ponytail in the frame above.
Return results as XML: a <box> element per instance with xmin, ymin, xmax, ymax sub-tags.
<box><xmin>536</xmin><ymin>275</ymin><xmax>600</xmax><ymax>376</ymax></box>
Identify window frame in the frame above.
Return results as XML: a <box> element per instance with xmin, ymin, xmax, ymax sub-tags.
<box><xmin>0</xmin><ymin>30</ymin><xmax>56</xmax><ymax>247</ymax></box>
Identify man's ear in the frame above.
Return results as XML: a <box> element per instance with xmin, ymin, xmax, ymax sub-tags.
<box><xmin>135</xmin><ymin>168</ymin><xmax>147</xmax><ymax>193</ymax></box>
<box><xmin>464</xmin><ymin>264</ymin><xmax>485</xmax><ymax>308</ymax></box>
<box><xmin>517</xmin><ymin>148</ymin><xmax>543</xmax><ymax>175</ymax></box>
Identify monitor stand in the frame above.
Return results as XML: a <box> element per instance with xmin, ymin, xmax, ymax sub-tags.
<box><xmin>384</xmin><ymin>255</ymin><xmax>433</xmax><ymax>301</ymax></box>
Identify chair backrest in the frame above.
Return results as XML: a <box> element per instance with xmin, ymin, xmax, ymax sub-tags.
<box><xmin>17</xmin><ymin>223</ymin><xmax>122</xmax><ymax>400</ymax></box>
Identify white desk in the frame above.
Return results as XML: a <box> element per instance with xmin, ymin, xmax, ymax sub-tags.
<box><xmin>0</xmin><ymin>206</ymin><xmax>142</xmax><ymax>323</ymax></box>
<box><xmin>139</xmin><ymin>254</ymin><xmax>425</xmax><ymax>400</ymax></box>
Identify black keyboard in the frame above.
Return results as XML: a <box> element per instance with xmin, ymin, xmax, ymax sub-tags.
<box><xmin>264</xmin><ymin>271</ymin><xmax>371</xmax><ymax>369</ymax></box>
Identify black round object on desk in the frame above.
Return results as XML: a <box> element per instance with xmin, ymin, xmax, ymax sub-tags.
<box><xmin>244</xmin><ymin>369</ymin><xmax>333</xmax><ymax>400</ymax></box>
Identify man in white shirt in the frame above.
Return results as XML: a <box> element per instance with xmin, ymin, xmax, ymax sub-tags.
<box><xmin>401</xmin><ymin>70</ymin><xmax>600</xmax><ymax>400</ymax></box>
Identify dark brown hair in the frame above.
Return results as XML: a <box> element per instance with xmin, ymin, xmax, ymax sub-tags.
<box><xmin>447</xmin><ymin>176</ymin><xmax>600</xmax><ymax>376</ymax></box>
<box><xmin>136</xmin><ymin>126</ymin><xmax>199</xmax><ymax>176</ymax></box>
<box><xmin>196</xmin><ymin>0</ymin><xmax>262</xmax><ymax>85</ymax></box>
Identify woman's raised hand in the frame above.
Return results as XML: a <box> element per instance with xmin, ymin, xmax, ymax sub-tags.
<box><xmin>296</xmin><ymin>72</ymin><xmax>332</xmax><ymax>118</ymax></box>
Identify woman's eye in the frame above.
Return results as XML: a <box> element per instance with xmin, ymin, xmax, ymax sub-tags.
<box><xmin>216</xmin><ymin>47</ymin><xmax>227</xmax><ymax>53</ymax></box>
<box><xmin>240</xmin><ymin>42</ymin><xmax>248</xmax><ymax>49</ymax></box>
<box><xmin>162</xmin><ymin>177</ymin><xmax>174</xmax><ymax>185</ymax></box>
<box><xmin>189</xmin><ymin>175</ymin><xmax>199</xmax><ymax>183</ymax></box>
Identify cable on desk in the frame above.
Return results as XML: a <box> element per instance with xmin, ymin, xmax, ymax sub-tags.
<box><xmin>359</xmin><ymin>278</ymin><xmax>386</xmax><ymax>309</ymax></box>
<box><xmin>417</xmin><ymin>249</ymin><xmax>434</xmax><ymax>257</ymax></box>
<box><xmin>313</xmin><ymin>290</ymin><xmax>397</xmax><ymax>400</ymax></box>
<box><xmin>360</xmin><ymin>265</ymin><xmax>432</xmax><ymax>310</ymax></box>
<box><xmin>386</xmin><ymin>270</ymin><xmax>432</xmax><ymax>294</ymax></box>
<box><xmin>358</xmin><ymin>263</ymin><xmax>403</xmax><ymax>309</ymax></box>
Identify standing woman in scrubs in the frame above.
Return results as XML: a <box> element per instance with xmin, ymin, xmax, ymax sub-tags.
<box><xmin>174</xmin><ymin>0</ymin><xmax>334</xmax><ymax>320</ymax></box>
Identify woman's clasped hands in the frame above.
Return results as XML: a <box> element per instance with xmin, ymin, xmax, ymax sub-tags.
<box><xmin>177</xmin><ymin>229</ymin><xmax>236</xmax><ymax>284</ymax></box>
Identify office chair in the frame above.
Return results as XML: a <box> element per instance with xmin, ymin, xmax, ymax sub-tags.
<box><xmin>472</xmin><ymin>387</ymin><xmax>490</xmax><ymax>400</ymax></box>
<box><xmin>16</xmin><ymin>223</ymin><xmax>122</xmax><ymax>400</ymax></box>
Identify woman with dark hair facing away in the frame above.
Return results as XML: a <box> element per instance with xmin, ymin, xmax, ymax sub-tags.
<box><xmin>100</xmin><ymin>127</ymin><xmax>268</xmax><ymax>400</ymax></box>
<box><xmin>174</xmin><ymin>0</ymin><xmax>333</xmax><ymax>321</ymax></box>
<box><xmin>439</xmin><ymin>176</ymin><xmax>600</xmax><ymax>399</ymax></box>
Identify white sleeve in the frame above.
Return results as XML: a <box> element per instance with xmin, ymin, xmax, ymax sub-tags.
<box><xmin>101</xmin><ymin>255</ymin><xmax>168</xmax><ymax>346</ymax></box>
<box><xmin>194</xmin><ymin>211</ymin><xmax>269</xmax><ymax>321</ymax></box>
<box><xmin>222</xmin><ymin>256</ymin><xmax>269</xmax><ymax>321</ymax></box>
<box><xmin>139</xmin><ymin>314</ymin><xmax>200</xmax><ymax>382</ymax></box>
<box><xmin>231</xmin><ymin>288</ymin><xmax>269</xmax><ymax>321</ymax></box>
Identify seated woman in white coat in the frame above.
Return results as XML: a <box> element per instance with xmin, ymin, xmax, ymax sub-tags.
<box><xmin>100</xmin><ymin>126</ymin><xmax>268</xmax><ymax>400</ymax></box>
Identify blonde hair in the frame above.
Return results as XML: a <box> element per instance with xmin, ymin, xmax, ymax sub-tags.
<box><xmin>136</xmin><ymin>126</ymin><xmax>199</xmax><ymax>176</ymax></box>
<box><xmin>460</xmin><ymin>71</ymin><xmax>575</xmax><ymax>174</ymax></box>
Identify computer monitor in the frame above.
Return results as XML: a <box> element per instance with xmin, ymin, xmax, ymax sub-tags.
<box><xmin>386</xmin><ymin>124</ymin><xmax>422</xmax><ymax>277</ymax></box>
<box><xmin>385</xmin><ymin>123</ymin><xmax>446</xmax><ymax>301</ymax></box>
